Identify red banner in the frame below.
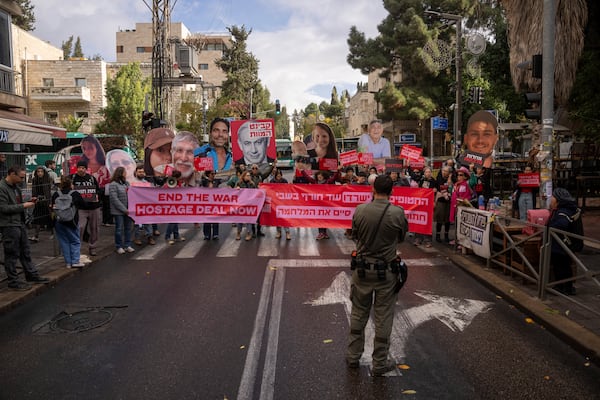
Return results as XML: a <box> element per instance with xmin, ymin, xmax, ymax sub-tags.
<box><xmin>259</xmin><ymin>183</ymin><xmax>434</xmax><ymax>234</ymax></box>
<box><xmin>128</xmin><ymin>186</ymin><xmax>266</xmax><ymax>224</ymax></box>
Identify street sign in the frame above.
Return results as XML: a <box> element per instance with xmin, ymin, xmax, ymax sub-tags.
<box><xmin>399</xmin><ymin>133</ymin><xmax>416</xmax><ymax>143</ymax></box>
<box><xmin>432</xmin><ymin>116</ymin><xmax>448</xmax><ymax>130</ymax></box>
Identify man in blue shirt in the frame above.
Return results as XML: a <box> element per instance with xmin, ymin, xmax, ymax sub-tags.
<box><xmin>358</xmin><ymin>120</ymin><xmax>391</xmax><ymax>162</ymax></box>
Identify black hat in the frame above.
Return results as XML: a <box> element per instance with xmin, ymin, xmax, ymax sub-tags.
<box><xmin>553</xmin><ymin>188</ymin><xmax>575</xmax><ymax>204</ymax></box>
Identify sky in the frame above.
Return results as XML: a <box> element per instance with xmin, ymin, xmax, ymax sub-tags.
<box><xmin>29</xmin><ymin>0</ymin><xmax>388</xmax><ymax>114</ymax></box>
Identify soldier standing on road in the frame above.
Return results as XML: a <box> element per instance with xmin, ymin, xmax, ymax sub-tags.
<box><xmin>0</xmin><ymin>165</ymin><xmax>50</xmax><ymax>290</ymax></box>
<box><xmin>347</xmin><ymin>174</ymin><xmax>408</xmax><ymax>376</ymax></box>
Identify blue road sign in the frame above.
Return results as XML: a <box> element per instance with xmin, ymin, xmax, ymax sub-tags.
<box><xmin>432</xmin><ymin>117</ymin><xmax>448</xmax><ymax>130</ymax></box>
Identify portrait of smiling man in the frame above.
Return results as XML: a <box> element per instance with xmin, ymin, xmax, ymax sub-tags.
<box><xmin>460</xmin><ymin>110</ymin><xmax>499</xmax><ymax>168</ymax></box>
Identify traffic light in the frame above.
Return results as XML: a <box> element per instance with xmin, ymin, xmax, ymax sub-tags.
<box><xmin>142</xmin><ymin>111</ymin><xmax>154</xmax><ymax>132</ymax></box>
<box><xmin>468</xmin><ymin>87</ymin><xmax>476</xmax><ymax>103</ymax></box>
<box><xmin>532</xmin><ymin>54</ymin><xmax>542</xmax><ymax>79</ymax></box>
<box><xmin>477</xmin><ymin>88</ymin><xmax>484</xmax><ymax>104</ymax></box>
<box><xmin>524</xmin><ymin>92</ymin><xmax>541</xmax><ymax>121</ymax></box>
<box><xmin>275</xmin><ymin>99</ymin><xmax>281</xmax><ymax>115</ymax></box>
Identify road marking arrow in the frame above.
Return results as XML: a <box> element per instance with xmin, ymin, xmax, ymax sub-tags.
<box><xmin>307</xmin><ymin>272</ymin><xmax>493</xmax><ymax>365</ymax></box>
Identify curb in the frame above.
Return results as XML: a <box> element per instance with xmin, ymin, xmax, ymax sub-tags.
<box><xmin>445</xmin><ymin>251</ymin><xmax>600</xmax><ymax>364</ymax></box>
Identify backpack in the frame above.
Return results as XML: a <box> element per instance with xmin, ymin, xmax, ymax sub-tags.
<box><xmin>559</xmin><ymin>208</ymin><xmax>584</xmax><ymax>252</ymax></box>
<box><xmin>55</xmin><ymin>191</ymin><xmax>76</xmax><ymax>223</ymax></box>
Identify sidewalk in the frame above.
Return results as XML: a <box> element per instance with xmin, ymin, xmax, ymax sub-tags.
<box><xmin>1</xmin><ymin>217</ymin><xmax>599</xmax><ymax>365</ymax></box>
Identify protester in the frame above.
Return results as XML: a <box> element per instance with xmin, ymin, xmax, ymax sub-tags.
<box><xmin>346</xmin><ymin>174</ymin><xmax>408</xmax><ymax>376</ymax></box>
<box><xmin>44</xmin><ymin>159</ymin><xmax>58</xmax><ymax>187</ymax></box>
<box><xmin>514</xmin><ymin>165</ymin><xmax>538</xmax><ymax>220</ymax></box>
<box><xmin>195</xmin><ymin>118</ymin><xmax>233</xmax><ymax>173</ymax></box>
<box><xmin>130</xmin><ymin>163</ymin><xmax>155</xmax><ymax>246</ymax></box>
<box><xmin>315</xmin><ymin>170</ymin><xmax>341</xmax><ymax>240</ymax></box>
<box><xmin>71</xmin><ymin>159</ymin><xmax>102</xmax><ymax>256</ymax></box>
<box><xmin>201</xmin><ymin>170</ymin><xmax>220</xmax><ymax>240</ymax></box>
<box><xmin>449</xmin><ymin>166</ymin><xmax>474</xmax><ymax>224</ymax></box>
<box><xmin>414</xmin><ymin>166</ymin><xmax>438</xmax><ymax>247</ymax></box>
<box><xmin>52</xmin><ymin>175</ymin><xmax>86</xmax><ymax>268</ymax></box>
<box><xmin>164</xmin><ymin>170</ymin><xmax>185</xmax><ymax>245</ymax></box>
<box><xmin>469</xmin><ymin>164</ymin><xmax>493</xmax><ymax>208</ymax></box>
<box><xmin>108</xmin><ymin>166</ymin><xmax>134</xmax><ymax>254</ymax></box>
<box><xmin>548</xmin><ymin>188</ymin><xmax>580</xmax><ymax>296</ymax></box>
<box><xmin>270</xmin><ymin>169</ymin><xmax>292</xmax><ymax>240</ymax></box>
<box><xmin>30</xmin><ymin>166</ymin><xmax>53</xmax><ymax>242</ymax></box>
<box><xmin>0</xmin><ymin>165</ymin><xmax>50</xmax><ymax>290</ymax></box>
<box><xmin>235</xmin><ymin>170</ymin><xmax>257</xmax><ymax>241</ymax></box>
<box><xmin>434</xmin><ymin>166</ymin><xmax>453</xmax><ymax>243</ymax></box>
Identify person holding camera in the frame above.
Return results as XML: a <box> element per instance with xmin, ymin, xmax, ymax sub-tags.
<box><xmin>0</xmin><ymin>165</ymin><xmax>50</xmax><ymax>290</ymax></box>
<box><xmin>30</xmin><ymin>165</ymin><xmax>54</xmax><ymax>242</ymax></box>
<box><xmin>346</xmin><ymin>174</ymin><xmax>408</xmax><ymax>376</ymax></box>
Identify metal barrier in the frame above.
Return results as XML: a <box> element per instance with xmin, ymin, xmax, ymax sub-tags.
<box><xmin>489</xmin><ymin>213</ymin><xmax>600</xmax><ymax>318</ymax></box>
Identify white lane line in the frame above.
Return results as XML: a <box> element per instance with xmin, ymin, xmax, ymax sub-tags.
<box><xmin>132</xmin><ymin>228</ymin><xmax>191</xmax><ymax>260</ymax></box>
<box><xmin>174</xmin><ymin>237</ymin><xmax>207</xmax><ymax>259</ymax></box>
<box><xmin>331</xmin><ymin>229</ymin><xmax>355</xmax><ymax>254</ymax></box>
<box><xmin>259</xmin><ymin>267</ymin><xmax>285</xmax><ymax>400</ymax></box>
<box><xmin>258</xmin><ymin>237</ymin><xmax>279</xmax><ymax>257</ymax></box>
<box><xmin>236</xmin><ymin>265</ymin><xmax>275</xmax><ymax>400</ymax></box>
<box><xmin>217</xmin><ymin>229</ymin><xmax>242</xmax><ymax>257</ymax></box>
<box><xmin>269</xmin><ymin>259</ymin><xmax>348</xmax><ymax>268</ymax></box>
<box><xmin>298</xmin><ymin>228</ymin><xmax>320</xmax><ymax>256</ymax></box>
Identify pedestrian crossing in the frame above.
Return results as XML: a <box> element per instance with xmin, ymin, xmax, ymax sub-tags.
<box><xmin>130</xmin><ymin>226</ymin><xmax>448</xmax><ymax>266</ymax></box>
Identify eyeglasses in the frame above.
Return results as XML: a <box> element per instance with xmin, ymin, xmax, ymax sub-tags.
<box><xmin>252</xmin><ymin>167</ymin><xmax>258</xmax><ymax>170</ymax></box>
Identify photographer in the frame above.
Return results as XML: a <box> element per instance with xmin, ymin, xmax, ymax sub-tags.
<box><xmin>347</xmin><ymin>174</ymin><xmax>407</xmax><ymax>376</ymax></box>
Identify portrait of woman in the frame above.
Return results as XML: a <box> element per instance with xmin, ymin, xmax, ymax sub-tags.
<box><xmin>307</xmin><ymin>122</ymin><xmax>338</xmax><ymax>161</ymax></box>
<box><xmin>143</xmin><ymin>127</ymin><xmax>175</xmax><ymax>178</ymax></box>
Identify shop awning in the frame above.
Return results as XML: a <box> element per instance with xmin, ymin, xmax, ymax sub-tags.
<box><xmin>0</xmin><ymin>110</ymin><xmax>66</xmax><ymax>138</ymax></box>
<box><xmin>0</xmin><ymin>119</ymin><xmax>54</xmax><ymax>146</ymax></box>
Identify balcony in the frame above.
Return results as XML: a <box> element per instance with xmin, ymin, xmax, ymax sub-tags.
<box><xmin>0</xmin><ymin>66</ymin><xmax>27</xmax><ymax>110</ymax></box>
<box><xmin>29</xmin><ymin>86</ymin><xmax>91</xmax><ymax>102</ymax></box>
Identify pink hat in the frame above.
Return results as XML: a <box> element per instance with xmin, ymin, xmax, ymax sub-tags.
<box><xmin>457</xmin><ymin>166</ymin><xmax>471</xmax><ymax>177</ymax></box>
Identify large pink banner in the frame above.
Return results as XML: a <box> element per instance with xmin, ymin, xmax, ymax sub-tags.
<box><xmin>128</xmin><ymin>186</ymin><xmax>266</xmax><ymax>224</ymax></box>
<box><xmin>259</xmin><ymin>184</ymin><xmax>434</xmax><ymax>234</ymax></box>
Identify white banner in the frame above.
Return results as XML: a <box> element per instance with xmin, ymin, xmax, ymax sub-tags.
<box><xmin>456</xmin><ymin>207</ymin><xmax>492</xmax><ymax>258</ymax></box>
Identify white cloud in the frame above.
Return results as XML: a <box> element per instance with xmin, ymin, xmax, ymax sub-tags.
<box><xmin>29</xmin><ymin>0</ymin><xmax>387</xmax><ymax>114</ymax></box>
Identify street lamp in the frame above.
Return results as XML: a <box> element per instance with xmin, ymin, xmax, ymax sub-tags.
<box><xmin>425</xmin><ymin>10</ymin><xmax>463</xmax><ymax>155</ymax></box>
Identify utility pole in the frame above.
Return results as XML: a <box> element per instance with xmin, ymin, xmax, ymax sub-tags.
<box><xmin>540</xmin><ymin>0</ymin><xmax>555</xmax><ymax>204</ymax></box>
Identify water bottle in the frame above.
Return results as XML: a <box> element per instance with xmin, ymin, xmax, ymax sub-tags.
<box><xmin>478</xmin><ymin>195</ymin><xmax>485</xmax><ymax>210</ymax></box>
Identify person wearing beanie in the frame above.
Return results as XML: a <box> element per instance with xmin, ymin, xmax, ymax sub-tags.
<box><xmin>71</xmin><ymin>158</ymin><xmax>102</xmax><ymax>256</ymax></box>
<box><xmin>547</xmin><ymin>187</ymin><xmax>579</xmax><ymax>295</ymax></box>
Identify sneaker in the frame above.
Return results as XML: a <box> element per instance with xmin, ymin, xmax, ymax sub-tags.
<box><xmin>235</xmin><ymin>232</ymin><xmax>241</xmax><ymax>240</ymax></box>
<box><xmin>134</xmin><ymin>239</ymin><xmax>143</xmax><ymax>246</ymax></box>
<box><xmin>71</xmin><ymin>263</ymin><xmax>85</xmax><ymax>268</ymax></box>
<box><xmin>8</xmin><ymin>281</ymin><xmax>31</xmax><ymax>291</ymax></box>
<box><xmin>245</xmin><ymin>233</ymin><xmax>252</xmax><ymax>241</ymax></box>
<box><xmin>257</xmin><ymin>231</ymin><xmax>265</xmax><ymax>237</ymax></box>
<box><xmin>65</xmin><ymin>264</ymin><xmax>72</xmax><ymax>268</ymax></box>
<box><xmin>148</xmin><ymin>237</ymin><xmax>156</xmax><ymax>245</ymax></box>
<box><xmin>125</xmin><ymin>246</ymin><xmax>135</xmax><ymax>253</ymax></box>
<box><xmin>177</xmin><ymin>237</ymin><xmax>186</xmax><ymax>242</ymax></box>
<box><xmin>204</xmin><ymin>236</ymin><xmax>211</xmax><ymax>240</ymax></box>
<box><xmin>153</xmin><ymin>230</ymin><xmax>161</xmax><ymax>236</ymax></box>
<box><xmin>286</xmin><ymin>232</ymin><xmax>291</xmax><ymax>240</ymax></box>
<box><xmin>116</xmin><ymin>248</ymin><xmax>125</xmax><ymax>254</ymax></box>
<box><xmin>324</xmin><ymin>234</ymin><xmax>330</xmax><ymax>239</ymax></box>
<box><xmin>316</xmin><ymin>233</ymin><xmax>325</xmax><ymax>240</ymax></box>
<box><xmin>168</xmin><ymin>239</ymin><xmax>175</xmax><ymax>245</ymax></box>
<box><xmin>213</xmin><ymin>235</ymin><xmax>219</xmax><ymax>240</ymax></box>
<box><xmin>275</xmin><ymin>231</ymin><xmax>282</xmax><ymax>239</ymax></box>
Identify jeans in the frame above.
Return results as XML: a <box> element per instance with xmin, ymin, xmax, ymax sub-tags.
<box><xmin>203</xmin><ymin>223</ymin><xmax>219</xmax><ymax>238</ymax></box>
<box><xmin>518</xmin><ymin>192</ymin><xmax>534</xmax><ymax>221</ymax></box>
<box><xmin>55</xmin><ymin>221</ymin><xmax>81</xmax><ymax>265</ymax></box>
<box><xmin>135</xmin><ymin>224</ymin><xmax>152</xmax><ymax>240</ymax></box>
<box><xmin>113</xmin><ymin>214</ymin><xmax>133</xmax><ymax>249</ymax></box>
<box><xmin>1</xmin><ymin>225</ymin><xmax>40</xmax><ymax>284</ymax></box>
<box><xmin>165</xmin><ymin>223</ymin><xmax>180</xmax><ymax>240</ymax></box>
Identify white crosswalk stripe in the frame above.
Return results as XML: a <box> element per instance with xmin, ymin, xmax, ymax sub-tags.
<box><xmin>128</xmin><ymin>226</ymin><xmax>446</xmax><ymax>264</ymax></box>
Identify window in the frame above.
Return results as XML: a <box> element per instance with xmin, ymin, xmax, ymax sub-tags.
<box><xmin>116</xmin><ymin>45</ymin><xmax>123</xmax><ymax>53</ymax></box>
<box><xmin>42</xmin><ymin>78</ymin><xmax>54</xmax><ymax>87</ymax></box>
<box><xmin>136</xmin><ymin>47</ymin><xmax>145</xmax><ymax>53</ymax></box>
<box><xmin>75</xmin><ymin>78</ymin><xmax>87</xmax><ymax>87</ymax></box>
<box><xmin>75</xmin><ymin>111</ymin><xmax>88</xmax><ymax>119</ymax></box>
<box><xmin>0</xmin><ymin>10</ymin><xmax>10</xmax><ymax>67</ymax></box>
<box><xmin>199</xmin><ymin>64</ymin><xmax>208</xmax><ymax>70</ymax></box>
<box><xmin>44</xmin><ymin>112</ymin><xmax>58</xmax><ymax>125</ymax></box>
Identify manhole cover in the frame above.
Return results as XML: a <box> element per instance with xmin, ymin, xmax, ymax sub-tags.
<box><xmin>50</xmin><ymin>309</ymin><xmax>113</xmax><ymax>333</ymax></box>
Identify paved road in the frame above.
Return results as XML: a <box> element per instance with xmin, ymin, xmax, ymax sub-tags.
<box><xmin>0</xmin><ymin>225</ymin><xmax>599</xmax><ymax>400</ymax></box>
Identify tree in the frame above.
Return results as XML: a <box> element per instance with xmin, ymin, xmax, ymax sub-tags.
<box><xmin>61</xmin><ymin>36</ymin><xmax>73</xmax><ymax>60</ymax></box>
<box><xmin>95</xmin><ymin>63</ymin><xmax>151</xmax><ymax>151</ymax></box>
<box><xmin>73</xmin><ymin>37</ymin><xmax>84</xmax><ymax>58</ymax></box>
<box><xmin>12</xmin><ymin>0</ymin><xmax>35</xmax><ymax>31</ymax></box>
<box><xmin>59</xmin><ymin>115</ymin><xmax>83</xmax><ymax>132</ymax></box>
<box><xmin>215</xmin><ymin>25</ymin><xmax>260</xmax><ymax>115</ymax></box>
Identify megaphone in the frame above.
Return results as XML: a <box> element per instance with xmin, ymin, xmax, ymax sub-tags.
<box><xmin>166</xmin><ymin>176</ymin><xmax>178</xmax><ymax>188</ymax></box>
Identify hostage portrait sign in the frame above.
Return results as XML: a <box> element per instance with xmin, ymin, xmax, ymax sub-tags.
<box><xmin>128</xmin><ymin>186</ymin><xmax>266</xmax><ymax>224</ymax></box>
<box><xmin>259</xmin><ymin>183</ymin><xmax>434</xmax><ymax>234</ymax></box>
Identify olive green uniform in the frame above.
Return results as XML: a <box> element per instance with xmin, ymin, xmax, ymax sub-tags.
<box><xmin>347</xmin><ymin>198</ymin><xmax>408</xmax><ymax>371</ymax></box>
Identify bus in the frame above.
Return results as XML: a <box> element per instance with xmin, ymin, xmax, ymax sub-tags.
<box><xmin>335</xmin><ymin>137</ymin><xmax>360</xmax><ymax>154</ymax></box>
<box><xmin>275</xmin><ymin>138</ymin><xmax>294</xmax><ymax>169</ymax></box>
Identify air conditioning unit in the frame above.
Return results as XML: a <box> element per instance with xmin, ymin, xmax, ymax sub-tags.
<box><xmin>176</xmin><ymin>45</ymin><xmax>198</xmax><ymax>77</ymax></box>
